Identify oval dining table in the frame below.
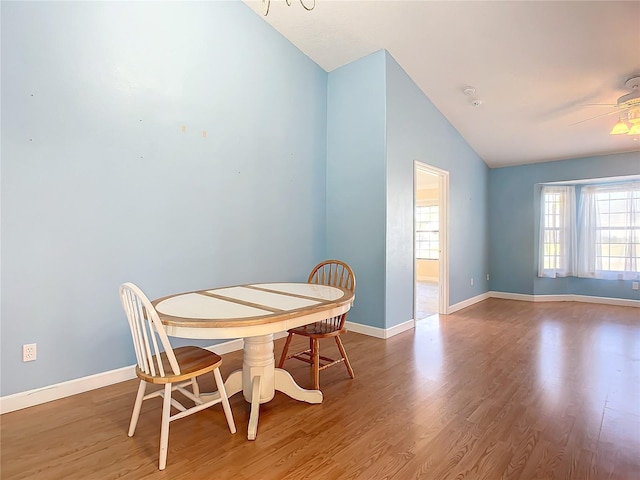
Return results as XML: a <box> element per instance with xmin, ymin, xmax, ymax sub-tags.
<box><xmin>152</xmin><ymin>282</ymin><xmax>355</xmax><ymax>440</ymax></box>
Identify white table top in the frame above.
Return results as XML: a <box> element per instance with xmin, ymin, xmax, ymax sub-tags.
<box><xmin>153</xmin><ymin>282</ymin><xmax>354</xmax><ymax>340</ymax></box>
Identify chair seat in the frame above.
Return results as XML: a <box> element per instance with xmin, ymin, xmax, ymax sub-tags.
<box><xmin>289</xmin><ymin>322</ymin><xmax>345</xmax><ymax>337</ymax></box>
<box><xmin>136</xmin><ymin>346</ymin><xmax>222</xmax><ymax>385</ymax></box>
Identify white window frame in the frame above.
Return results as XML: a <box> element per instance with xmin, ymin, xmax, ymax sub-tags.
<box><xmin>538</xmin><ymin>185</ymin><xmax>577</xmax><ymax>278</ymax></box>
<box><xmin>578</xmin><ymin>181</ymin><xmax>640</xmax><ymax>280</ymax></box>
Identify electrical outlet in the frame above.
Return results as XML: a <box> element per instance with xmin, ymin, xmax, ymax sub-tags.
<box><xmin>470</xmin><ymin>277</ymin><xmax>474</xmax><ymax>286</ymax></box>
<box><xmin>23</xmin><ymin>343</ymin><xmax>36</xmax><ymax>362</ymax></box>
<box><xmin>633</xmin><ymin>282</ymin><xmax>639</xmax><ymax>291</ymax></box>
<box><xmin>486</xmin><ymin>274</ymin><xmax>490</xmax><ymax>281</ymax></box>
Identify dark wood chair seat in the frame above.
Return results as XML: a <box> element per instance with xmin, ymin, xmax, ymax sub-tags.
<box><xmin>288</xmin><ymin>318</ymin><xmax>345</xmax><ymax>337</ymax></box>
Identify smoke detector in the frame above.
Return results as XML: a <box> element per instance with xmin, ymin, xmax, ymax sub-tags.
<box><xmin>463</xmin><ymin>86</ymin><xmax>482</xmax><ymax>107</ymax></box>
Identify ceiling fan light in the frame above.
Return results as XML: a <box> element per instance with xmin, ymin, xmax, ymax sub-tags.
<box><xmin>610</xmin><ymin>120</ymin><xmax>630</xmax><ymax>135</ymax></box>
<box><xmin>627</xmin><ymin>123</ymin><xmax>640</xmax><ymax>135</ymax></box>
<box><xmin>627</xmin><ymin>107</ymin><xmax>640</xmax><ymax>124</ymax></box>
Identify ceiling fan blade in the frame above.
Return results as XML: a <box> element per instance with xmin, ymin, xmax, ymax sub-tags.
<box><xmin>581</xmin><ymin>103</ymin><xmax>620</xmax><ymax>107</ymax></box>
<box><xmin>569</xmin><ymin>109</ymin><xmax>621</xmax><ymax>126</ymax></box>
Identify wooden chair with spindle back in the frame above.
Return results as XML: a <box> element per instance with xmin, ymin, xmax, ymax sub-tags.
<box><xmin>277</xmin><ymin>260</ymin><xmax>356</xmax><ymax>390</ymax></box>
<box><xmin>119</xmin><ymin>282</ymin><xmax>236</xmax><ymax>470</ymax></box>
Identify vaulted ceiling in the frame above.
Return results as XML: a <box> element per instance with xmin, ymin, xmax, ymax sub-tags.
<box><xmin>243</xmin><ymin>0</ymin><xmax>640</xmax><ymax>168</ymax></box>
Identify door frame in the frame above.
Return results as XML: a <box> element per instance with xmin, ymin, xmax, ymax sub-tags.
<box><xmin>414</xmin><ymin>161</ymin><xmax>449</xmax><ymax>316</ymax></box>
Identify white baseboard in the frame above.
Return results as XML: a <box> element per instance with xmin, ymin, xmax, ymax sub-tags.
<box><xmin>345</xmin><ymin>319</ymin><xmax>415</xmax><ymax>339</ymax></box>
<box><xmin>488</xmin><ymin>291</ymin><xmax>534</xmax><ymax>302</ymax></box>
<box><xmin>0</xmin><ymin>336</ymin><xmax>257</xmax><ymax>415</ymax></box>
<box><xmin>446</xmin><ymin>291</ymin><xmax>639</xmax><ymax>313</ymax></box>
<box><xmin>206</xmin><ymin>338</ymin><xmax>244</xmax><ymax>355</ymax></box>
<box><xmin>0</xmin><ymin>365</ymin><xmax>138</xmax><ymax>415</ymax></box>
<box><xmin>489</xmin><ymin>291</ymin><xmax>640</xmax><ymax>308</ymax></box>
<box><xmin>448</xmin><ymin>292</ymin><xmax>491</xmax><ymax>313</ymax></box>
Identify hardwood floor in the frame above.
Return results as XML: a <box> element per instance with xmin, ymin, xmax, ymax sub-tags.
<box><xmin>416</xmin><ymin>281</ymin><xmax>439</xmax><ymax>319</ymax></box>
<box><xmin>1</xmin><ymin>299</ymin><xmax>639</xmax><ymax>479</ymax></box>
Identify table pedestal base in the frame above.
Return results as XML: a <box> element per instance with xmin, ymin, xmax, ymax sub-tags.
<box><xmin>224</xmin><ymin>333</ymin><xmax>322</xmax><ymax>440</ymax></box>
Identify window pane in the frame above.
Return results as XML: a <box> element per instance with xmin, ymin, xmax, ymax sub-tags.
<box><xmin>610</xmin><ymin>244</ymin><xmax>625</xmax><ymax>257</ymax></box>
<box><xmin>609</xmin><ymin>199</ymin><xmax>627</xmax><ymax>213</ymax></box>
<box><xmin>591</xmin><ymin>184</ymin><xmax>640</xmax><ymax>274</ymax></box>
<box><xmin>610</xmin><ymin>258</ymin><xmax>625</xmax><ymax>271</ymax></box>
<box><xmin>416</xmin><ymin>205</ymin><xmax>439</xmax><ymax>260</ymax></box>
<box><xmin>609</xmin><ymin>213</ymin><xmax>628</xmax><ymax>227</ymax></box>
<box><xmin>541</xmin><ymin>187</ymin><xmax>573</xmax><ymax>275</ymax></box>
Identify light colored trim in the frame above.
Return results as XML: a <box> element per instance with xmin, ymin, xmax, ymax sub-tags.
<box><xmin>345</xmin><ymin>321</ymin><xmax>385</xmax><ymax>338</ymax></box>
<box><xmin>385</xmin><ymin>319</ymin><xmax>416</xmax><ymax>338</ymax></box>
<box><xmin>206</xmin><ymin>338</ymin><xmax>244</xmax><ymax>355</ymax></box>
<box><xmin>0</xmin><ymin>336</ymin><xmax>260</xmax><ymax>415</ymax></box>
<box><xmin>448</xmin><ymin>292</ymin><xmax>492</xmax><ymax>313</ymax></box>
<box><xmin>446</xmin><ymin>291</ymin><xmax>639</xmax><ymax>314</ymax></box>
<box><xmin>542</xmin><ymin>174</ymin><xmax>640</xmax><ymax>186</ymax></box>
<box><xmin>489</xmin><ymin>291</ymin><xmax>640</xmax><ymax>307</ymax></box>
<box><xmin>439</xmin><ymin>169</ymin><xmax>450</xmax><ymax>314</ymax></box>
<box><xmin>345</xmin><ymin>319</ymin><xmax>415</xmax><ymax>339</ymax></box>
<box><xmin>0</xmin><ymin>365</ymin><xmax>137</xmax><ymax>415</ymax></box>
<box><xmin>414</xmin><ymin>161</ymin><xmax>450</xmax><ymax>316</ymax></box>
<box><xmin>206</xmin><ymin>333</ymin><xmax>286</xmax><ymax>355</ymax></box>
<box><xmin>488</xmin><ymin>291</ymin><xmax>534</xmax><ymax>302</ymax></box>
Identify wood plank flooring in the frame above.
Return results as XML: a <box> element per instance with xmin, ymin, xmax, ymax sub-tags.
<box><xmin>1</xmin><ymin>299</ymin><xmax>639</xmax><ymax>479</ymax></box>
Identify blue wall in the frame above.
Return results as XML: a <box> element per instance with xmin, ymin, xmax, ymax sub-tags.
<box><xmin>326</xmin><ymin>51</ymin><xmax>490</xmax><ymax>329</ymax></box>
<box><xmin>1</xmin><ymin>1</ymin><xmax>328</xmax><ymax>396</ymax></box>
<box><xmin>489</xmin><ymin>152</ymin><xmax>640</xmax><ymax>299</ymax></box>
<box><xmin>326</xmin><ymin>51</ymin><xmax>388</xmax><ymax>328</ymax></box>
<box><xmin>385</xmin><ymin>53</ymin><xmax>490</xmax><ymax>316</ymax></box>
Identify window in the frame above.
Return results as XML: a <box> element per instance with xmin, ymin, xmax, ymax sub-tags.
<box><xmin>578</xmin><ymin>182</ymin><xmax>639</xmax><ymax>280</ymax></box>
<box><xmin>538</xmin><ymin>186</ymin><xmax>576</xmax><ymax>277</ymax></box>
<box><xmin>416</xmin><ymin>205</ymin><xmax>439</xmax><ymax>260</ymax></box>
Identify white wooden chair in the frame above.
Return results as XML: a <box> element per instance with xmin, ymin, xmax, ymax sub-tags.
<box><xmin>119</xmin><ymin>282</ymin><xmax>236</xmax><ymax>470</ymax></box>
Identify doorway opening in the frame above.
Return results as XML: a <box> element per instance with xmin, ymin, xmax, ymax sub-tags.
<box><xmin>414</xmin><ymin>162</ymin><xmax>449</xmax><ymax>320</ymax></box>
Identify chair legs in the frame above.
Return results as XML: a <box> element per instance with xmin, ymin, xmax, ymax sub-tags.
<box><xmin>335</xmin><ymin>336</ymin><xmax>355</xmax><ymax>379</ymax></box>
<box><xmin>128</xmin><ymin>380</ymin><xmax>147</xmax><ymax>437</ymax></box>
<box><xmin>279</xmin><ymin>333</ymin><xmax>354</xmax><ymax>390</ymax></box>
<box><xmin>159</xmin><ymin>383</ymin><xmax>172</xmax><ymax>470</ymax></box>
<box><xmin>213</xmin><ymin>368</ymin><xmax>236</xmax><ymax>434</ymax></box>
<box><xmin>278</xmin><ymin>333</ymin><xmax>294</xmax><ymax>368</ymax></box>
<box><xmin>311</xmin><ymin>339</ymin><xmax>320</xmax><ymax>390</ymax></box>
<box><xmin>127</xmin><ymin>367</ymin><xmax>236</xmax><ymax>471</ymax></box>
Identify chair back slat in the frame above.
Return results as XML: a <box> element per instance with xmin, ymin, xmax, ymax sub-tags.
<box><xmin>308</xmin><ymin>259</ymin><xmax>355</xmax><ymax>292</ymax></box>
<box><xmin>308</xmin><ymin>260</ymin><xmax>356</xmax><ymax>330</ymax></box>
<box><xmin>147</xmin><ymin>321</ymin><xmax>163</xmax><ymax>377</ymax></box>
<box><xmin>120</xmin><ymin>283</ymin><xmax>180</xmax><ymax>378</ymax></box>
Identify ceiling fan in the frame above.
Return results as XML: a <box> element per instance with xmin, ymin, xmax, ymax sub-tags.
<box><xmin>571</xmin><ymin>75</ymin><xmax>640</xmax><ymax>135</ymax></box>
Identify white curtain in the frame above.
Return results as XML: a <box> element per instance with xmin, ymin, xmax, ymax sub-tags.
<box><xmin>538</xmin><ymin>186</ymin><xmax>577</xmax><ymax>278</ymax></box>
<box><xmin>578</xmin><ymin>182</ymin><xmax>640</xmax><ymax>280</ymax></box>
<box><xmin>577</xmin><ymin>185</ymin><xmax>599</xmax><ymax>278</ymax></box>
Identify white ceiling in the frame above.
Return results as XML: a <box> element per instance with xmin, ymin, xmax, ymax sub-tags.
<box><xmin>243</xmin><ymin>0</ymin><xmax>640</xmax><ymax>168</ymax></box>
